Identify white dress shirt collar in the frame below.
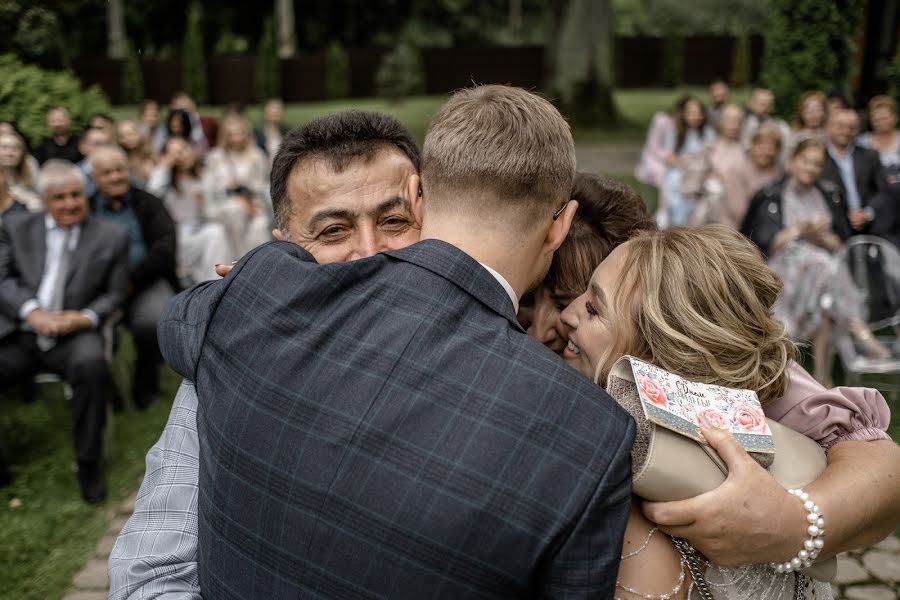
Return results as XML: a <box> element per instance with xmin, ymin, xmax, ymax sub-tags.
<box><xmin>479</xmin><ymin>263</ymin><xmax>519</xmax><ymax>314</ymax></box>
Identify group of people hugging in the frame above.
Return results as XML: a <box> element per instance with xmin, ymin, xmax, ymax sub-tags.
<box><xmin>637</xmin><ymin>81</ymin><xmax>900</xmax><ymax>384</ymax></box>
<box><xmin>102</xmin><ymin>86</ymin><xmax>900</xmax><ymax>600</ymax></box>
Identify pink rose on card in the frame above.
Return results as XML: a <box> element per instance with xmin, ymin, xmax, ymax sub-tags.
<box><xmin>693</xmin><ymin>408</ymin><xmax>729</xmax><ymax>430</ymax></box>
<box><xmin>638</xmin><ymin>376</ymin><xmax>667</xmax><ymax>408</ymax></box>
<box><xmin>731</xmin><ymin>403</ymin><xmax>767</xmax><ymax>434</ymax></box>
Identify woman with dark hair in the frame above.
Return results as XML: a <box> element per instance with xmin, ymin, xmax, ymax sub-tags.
<box><xmin>658</xmin><ymin>95</ymin><xmax>713</xmax><ymax>227</ymax></box>
<box><xmin>741</xmin><ymin>137</ymin><xmax>890</xmax><ymax>382</ymax></box>
<box><xmin>518</xmin><ymin>172</ymin><xmax>656</xmax><ymax>352</ymax></box>
<box><xmin>147</xmin><ymin>137</ymin><xmax>229</xmax><ymax>283</ymax></box>
<box><xmin>166</xmin><ymin>108</ymin><xmax>194</xmax><ymax>146</ymax></box>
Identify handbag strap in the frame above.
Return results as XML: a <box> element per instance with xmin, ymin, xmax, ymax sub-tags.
<box><xmin>672</xmin><ymin>538</ymin><xmax>809</xmax><ymax>599</ymax></box>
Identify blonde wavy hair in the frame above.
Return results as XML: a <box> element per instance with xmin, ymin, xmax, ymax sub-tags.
<box><xmin>595</xmin><ymin>225</ymin><xmax>795</xmax><ymax>405</ymax></box>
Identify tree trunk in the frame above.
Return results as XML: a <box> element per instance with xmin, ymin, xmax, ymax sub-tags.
<box><xmin>276</xmin><ymin>0</ymin><xmax>297</xmax><ymax>58</ymax></box>
<box><xmin>107</xmin><ymin>0</ymin><xmax>126</xmax><ymax>60</ymax></box>
<box><xmin>548</xmin><ymin>0</ymin><xmax>619</xmax><ymax>127</ymax></box>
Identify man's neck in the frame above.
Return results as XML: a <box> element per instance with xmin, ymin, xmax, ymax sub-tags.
<box><xmin>0</xmin><ymin>193</ymin><xmax>13</xmax><ymax>212</ymax></box>
<box><xmin>830</xmin><ymin>142</ymin><xmax>850</xmax><ymax>157</ymax></box>
<box><xmin>53</xmin><ymin>132</ymin><xmax>69</xmax><ymax>144</ymax></box>
<box><xmin>418</xmin><ymin>221</ymin><xmax>540</xmax><ymax>301</ymax></box>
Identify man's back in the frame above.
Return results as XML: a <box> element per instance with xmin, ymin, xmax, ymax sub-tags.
<box><xmin>161</xmin><ymin>240</ymin><xmax>634</xmax><ymax>599</ymax></box>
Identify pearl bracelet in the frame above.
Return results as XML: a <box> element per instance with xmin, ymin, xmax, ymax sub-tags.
<box><xmin>770</xmin><ymin>488</ymin><xmax>826</xmax><ymax>574</ymax></box>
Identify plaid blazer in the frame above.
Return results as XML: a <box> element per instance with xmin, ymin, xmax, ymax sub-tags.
<box><xmin>158</xmin><ymin>239</ymin><xmax>635</xmax><ymax>599</ymax></box>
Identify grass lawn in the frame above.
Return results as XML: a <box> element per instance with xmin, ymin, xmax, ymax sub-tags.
<box><xmin>0</xmin><ymin>340</ymin><xmax>180</xmax><ymax>600</ymax></box>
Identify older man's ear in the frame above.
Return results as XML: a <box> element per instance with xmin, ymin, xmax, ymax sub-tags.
<box><xmin>272</xmin><ymin>229</ymin><xmax>286</xmax><ymax>241</ymax></box>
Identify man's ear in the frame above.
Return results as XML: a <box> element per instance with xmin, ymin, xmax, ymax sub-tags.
<box><xmin>272</xmin><ymin>228</ymin><xmax>286</xmax><ymax>241</ymax></box>
<box><xmin>544</xmin><ymin>199</ymin><xmax>579</xmax><ymax>254</ymax></box>
<box><xmin>408</xmin><ymin>173</ymin><xmax>424</xmax><ymax>226</ymax></box>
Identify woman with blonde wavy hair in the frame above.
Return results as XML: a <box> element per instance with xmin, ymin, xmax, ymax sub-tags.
<box><xmin>560</xmin><ymin>225</ymin><xmax>891</xmax><ymax>599</ymax></box>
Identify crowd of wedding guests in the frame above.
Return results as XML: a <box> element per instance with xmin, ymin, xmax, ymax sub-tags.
<box><xmin>636</xmin><ymin>81</ymin><xmax>900</xmax><ymax>383</ymax></box>
<box><xmin>0</xmin><ymin>93</ymin><xmax>286</xmax><ymax>501</ymax></box>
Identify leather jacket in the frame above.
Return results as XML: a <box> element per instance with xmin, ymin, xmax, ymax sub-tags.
<box><xmin>740</xmin><ymin>176</ymin><xmax>853</xmax><ymax>258</ymax></box>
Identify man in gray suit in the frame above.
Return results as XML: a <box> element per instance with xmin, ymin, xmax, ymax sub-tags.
<box><xmin>0</xmin><ymin>160</ymin><xmax>129</xmax><ymax>502</ymax></box>
<box><xmin>158</xmin><ymin>86</ymin><xmax>635</xmax><ymax>598</ymax></box>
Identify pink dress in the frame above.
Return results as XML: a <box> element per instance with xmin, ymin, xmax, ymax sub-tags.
<box><xmin>766</xmin><ymin>362</ymin><xmax>890</xmax><ymax>450</ymax></box>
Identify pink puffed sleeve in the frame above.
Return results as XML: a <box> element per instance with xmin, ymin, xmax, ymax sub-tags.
<box><xmin>764</xmin><ymin>361</ymin><xmax>891</xmax><ymax>451</ymax></box>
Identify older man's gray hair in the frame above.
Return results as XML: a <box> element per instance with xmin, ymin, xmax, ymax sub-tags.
<box><xmin>38</xmin><ymin>159</ymin><xmax>87</xmax><ymax>198</ymax></box>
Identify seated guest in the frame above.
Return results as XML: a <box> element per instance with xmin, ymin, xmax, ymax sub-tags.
<box><xmin>202</xmin><ymin>113</ymin><xmax>271</xmax><ymax>259</ymax></box>
<box><xmin>741</xmin><ymin>87</ymin><xmax>791</xmax><ymax>163</ymax></box>
<box><xmin>0</xmin><ymin>160</ymin><xmax>129</xmax><ymax>502</ymax></box>
<box><xmin>707</xmin><ymin>78</ymin><xmax>730</xmax><ymax>124</ymax></box>
<box><xmin>34</xmin><ymin>106</ymin><xmax>82</xmax><ymax>165</ymax></box>
<box><xmin>163</xmin><ymin>108</ymin><xmax>193</xmax><ymax>150</ymax></box>
<box><xmin>90</xmin><ymin>146</ymin><xmax>177</xmax><ymax>409</ymax></box>
<box><xmin>659</xmin><ymin>95</ymin><xmax>713</xmax><ymax>227</ymax></box>
<box><xmin>76</xmin><ymin>127</ymin><xmax>113</xmax><ymax>199</ymax></box>
<box><xmin>0</xmin><ymin>170</ymin><xmax>27</xmax><ymax>224</ymax></box>
<box><xmin>857</xmin><ymin>95</ymin><xmax>900</xmax><ymax>186</ymax></box>
<box><xmin>147</xmin><ymin>137</ymin><xmax>229</xmax><ymax>283</ymax></box>
<box><xmin>788</xmin><ymin>90</ymin><xmax>828</xmax><ymax>153</ymax></box>
<box><xmin>117</xmin><ymin>119</ymin><xmax>157</xmax><ymax>187</ymax></box>
<box><xmin>741</xmin><ymin>138</ymin><xmax>890</xmax><ymax>384</ymax></box>
<box><xmin>681</xmin><ymin>103</ymin><xmax>751</xmax><ymax>227</ymax></box>
<box><xmin>88</xmin><ymin>113</ymin><xmax>117</xmax><ymax>145</ymax></box>
<box><xmin>139</xmin><ymin>99</ymin><xmax>167</xmax><ymax>154</ymax></box>
<box><xmin>822</xmin><ymin>108</ymin><xmax>888</xmax><ymax>234</ymax></box>
<box><xmin>0</xmin><ymin>131</ymin><xmax>41</xmax><ymax>210</ymax></box>
<box><xmin>170</xmin><ymin>92</ymin><xmax>210</xmax><ymax>152</ymax></box>
<box><xmin>635</xmin><ymin>109</ymin><xmax>674</xmax><ymax>191</ymax></box>
<box><xmin>254</xmin><ymin>98</ymin><xmax>288</xmax><ymax>159</ymax></box>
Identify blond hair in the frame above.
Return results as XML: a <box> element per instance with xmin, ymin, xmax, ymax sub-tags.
<box><xmin>421</xmin><ymin>85</ymin><xmax>575</xmax><ymax>229</ymax></box>
<box><xmin>596</xmin><ymin>225</ymin><xmax>795</xmax><ymax>405</ymax></box>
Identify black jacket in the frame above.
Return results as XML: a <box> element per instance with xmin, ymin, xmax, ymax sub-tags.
<box><xmin>740</xmin><ymin>177</ymin><xmax>853</xmax><ymax>257</ymax></box>
<box><xmin>92</xmin><ymin>186</ymin><xmax>179</xmax><ymax>294</ymax></box>
<box><xmin>821</xmin><ymin>144</ymin><xmax>888</xmax><ymax>233</ymax></box>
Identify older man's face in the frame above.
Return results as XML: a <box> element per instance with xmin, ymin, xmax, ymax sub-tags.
<box><xmin>93</xmin><ymin>153</ymin><xmax>131</xmax><ymax>199</ymax></box>
<box><xmin>828</xmin><ymin>111</ymin><xmax>858</xmax><ymax>148</ymax></box>
<box><xmin>45</xmin><ymin>176</ymin><xmax>88</xmax><ymax>228</ymax></box>
<box><xmin>285</xmin><ymin>147</ymin><xmax>421</xmax><ymax>264</ymax></box>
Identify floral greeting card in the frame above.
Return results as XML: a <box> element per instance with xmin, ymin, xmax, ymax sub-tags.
<box><xmin>628</xmin><ymin>357</ymin><xmax>775</xmax><ymax>453</ymax></box>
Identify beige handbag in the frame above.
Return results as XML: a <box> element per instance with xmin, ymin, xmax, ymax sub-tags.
<box><xmin>606</xmin><ymin>356</ymin><xmax>837</xmax><ymax>582</ymax></box>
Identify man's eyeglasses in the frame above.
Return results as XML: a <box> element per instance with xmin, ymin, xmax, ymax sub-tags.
<box><xmin>553</xmin><ymin>201</ymin><xmax>570</xmax><ymax>221</ymax></box>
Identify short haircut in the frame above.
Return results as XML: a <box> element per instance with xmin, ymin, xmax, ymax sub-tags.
<box><xmin>868</xmin><ymin>94</ymin><xmax>897</xmax><ymax>116</ymax></box>
<box><xmin>270</xmin><ymin>110</ymin><xmax>421</xmax><ymax>231</ymax></box>
<box><xmin>38</xmin><ymin>159</ymin><xmax>86</xmax><ymax>197</ymax></box>
<box><xmin>791</xmin><ymin>136</ymin><xmax>826</xmax><ymax>160</ymax></box>
<box><xmin>543</xmin><ymin>173</ymin><xmax>655</xmax><ymax>297</ymax></box>
<box><xmin>88</xmin><ymin>144</ymin><xmax>128</xmax><ymax>171</ymax></box>
<box><xmin>751</xmin><ymin>122</ymin><xmax>784</xmax><ymax>151</ymax></box>
<box><xmin>421</xmin><ymin>85</ymin><xmax>575</xmax><ymax>229</ymax></box>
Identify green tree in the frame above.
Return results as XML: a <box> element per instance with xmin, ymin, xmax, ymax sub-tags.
<box><xmin>762</xmin><ymin>0</ymin><xmax>864</xmax><ymax>117</ymax></box>
<box><xmin>729</xmin><ymin>32</ymin><xmax>751</xmax><ymax>88</ymax></box>
<box><xmin>121</xmin><ymin>39</ymin><xmax>145</xmax><ymax>104</ymax></box>
<box><xmin>0</xmin><ymin>54</ymin><xmax>110</xmax><ymax>146</ymax></box>
<box><xmin>547</xmin><ymin>0</ymin><xmax>619</xmax><ymax>127</ymax></box>
<box><xmin>324</xmin><ymin>40</ymin><xmax>350</xmax><ymax>100</ymax></box>
<box><xmin>181</xmin><ymin>2</ymin><xmax>207</xmax><ymax>104</ymax></box>
<box><xmin>13</xmin><ymin>6</ymin><xmax>67</xmax><ymax>69</ymax></box>
<box><xmin>375</xmin><ymin>41</ymin><xmax>425</xmax><ymax>102</ymax></box>
<box><xmin>255</xmin><ymin>16</ymin><xmax>280</xmax><ymax>101</ymax></box>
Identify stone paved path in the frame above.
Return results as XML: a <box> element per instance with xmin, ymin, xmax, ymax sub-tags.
<box><xmin>834</xmin><ymin>536</ymin><xmax>900</xmax><ymax>599</ymax></box>
<box><xmin>62</xmin><ymin>492</ymin><xmax>136</xmax><ymax>600</ymax></box>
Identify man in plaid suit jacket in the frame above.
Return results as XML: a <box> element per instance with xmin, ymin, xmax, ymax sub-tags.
<box><xmin>158</xmin><ymin>85</ymin><xmax>635</xmax><ymax>598</ymax></box>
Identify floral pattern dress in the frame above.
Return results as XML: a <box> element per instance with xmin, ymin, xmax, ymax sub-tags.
<box><xmin>769</xmin><ymin>182</ymin><xmax>864</xmax><ymax>340</ymax></box>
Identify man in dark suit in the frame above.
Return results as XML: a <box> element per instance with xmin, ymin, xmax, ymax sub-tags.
<box><xmin>90</xmin><ymin>146</ymin><xmax>177</xmax><ymax>409</ymax></box>
<box><xmin>0</xmin><ymin>160</ymin><xmax>128</xmax><ymax>502</ymax></box>
<box><xmin>822</xmin><ymin>109</ymin><xmax>889</xmax><ymax>234</ymax></box>
<box><xmin>159</xmin><ymin>85</ymin><xmax>634</xmax><ymax>598</ymax></box>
